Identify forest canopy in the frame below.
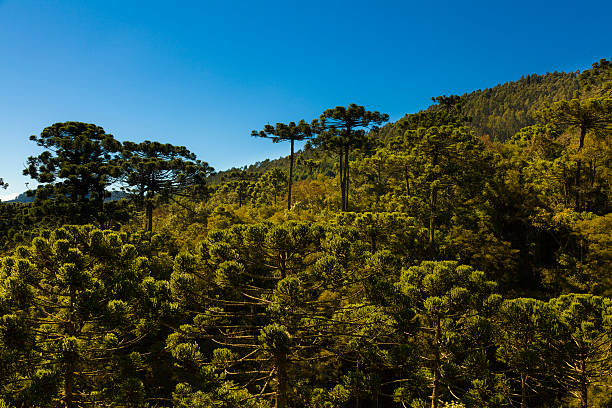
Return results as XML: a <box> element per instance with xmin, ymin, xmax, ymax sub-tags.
<box><xmin>0</xmin><ymin>58</ymin><xmax>611</xmax><ymax>408</ymax></box>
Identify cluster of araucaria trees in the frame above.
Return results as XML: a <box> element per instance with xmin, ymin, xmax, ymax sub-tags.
<box><xmin>5</xmin><ymin>122</ymin><xmax>213</xmax><ymax>235</ymax></box>
<box><xmin>0</xmin><ymin>221</ymin><xmax>610</xmax><ymax>408</ymax></box>
<box><xmin>0</xmin><ymin>59</ymin><xmax>611</xmax><ymax>408</ymax></box>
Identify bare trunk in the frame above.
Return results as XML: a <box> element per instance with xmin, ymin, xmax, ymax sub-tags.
<box><xmin>276</xmin><ymin>358</ymin><xmax>289</xmax><ymax>408</ymax></box>
<box><xmin>520</xmin><ymin>373</ymin><xmax>527</xmax><ymax>408</ymax></box>
<box><xmin>575</xmin><ymin>126</ymin><xmax>586</xmax><ymax>211</ymax></box>
<box><xmin>339</xmin><ymin>148</ymin><xmax>345</xmax><ymax>211</ymax></box>
<box><xmin>431</xmin><ymin>316</ymin><xmax>441</xmax><ymax>408</ymax></box>
<box><xmin>146</xmin><ymin>201</ymin><xmax>153</xmax><ymax>232</ymax></box>
<box><xmin>580</xmin><ymin>357</ymin><xmax>588</xmax><ymax>408</ymax></box>
<box><xmin>355</xmin><ymin>360</ymin><xmax>360</xmax><ymax>408</ymax></box>
<box><xmin>429</xmin><ymin>151</ymin><xmax>438</xmax><ymax>252</ymax></box>
<box><xmin>344</xmin><ymin>144</ymin><xmax>350</xmax><ymax>211</ymax></box>
<box><xmin>64</xmin><ymin>288</ymin><xmax>76</xmax><ymax>408</ymax></box>
<box><xmin>404</xmin><ymin>166</ymin><xmax>410</xmax><ymax>195</ymax></box>
<box><xmin>288</xmin><ymin>139</ymin><xmax>294</xmax><ymax>210</ymax></box>
<box><xmin>429</xmin><ymin>186</ymin><xmax>437</xmax><ymax>249</ymax></box>
<box><xmin>64</xmin><ymin>368</ymin><xmax>74</xmax><ymax>408</ymax></box>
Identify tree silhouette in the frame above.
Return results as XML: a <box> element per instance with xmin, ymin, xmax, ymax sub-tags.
<box><xmin>120</xmin><ymin>140</ymin><xmax>213</xmax><ymax>231</ymax></box>
<box><xmin>538</xmin><ymin>97</ymin><xmax>612</xmax><ymax>209</ymax></box>
<box><xmin>252</xmin><ymin>120</ymin><xmax>313</xmax><ymax>210</ymax></box>
<box><xmin>23</xmin><ymin>122</ymin><xmax>122</xmax><ymax>223</ymax></box>
<box><xmin>312</xmin><ymin>104</ymin><xmax>388</xmax><ymax>211</ymax></box>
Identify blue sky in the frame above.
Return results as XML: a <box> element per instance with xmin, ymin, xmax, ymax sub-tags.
<box><xmin>0</xmin><ymin>0</ymin><xmax>610</xmax><ymax>200</ymax></box>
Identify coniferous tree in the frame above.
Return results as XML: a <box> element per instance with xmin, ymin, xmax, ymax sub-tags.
<box><xmin>495</xmin><ymin>299</ymin><xmax>559</xmax><ymax>408</ymax></box>
<box><xmin>120</xmin><ymin>140</ymin><xmax>214</xmax><ymax>231</ymax></box>
<box><xmin>252</xmin><ymin>120</ymin><xmax>313</xmax><ymax>210</ymax></box>
<box><xmin>23</xmin><ymin>122</ymin><xmax>122</xmax><ymax>224</ymax></box>
<box><xmin>0</xmin><ymin>225</ymin><xmax>172</xmax><ymax>407</ymax></box>
<box><xmin>537</xmin><ymin>98</ymin><xmax>612</xmax><ymax>209</ymax></box>
<box><xmin>398</xmin><ymin>261</ymin><xmax>500</xmax><ymax>408</ymax></box>
<box><xmin>312</xmin><ymin>104</ymin><xmax>389</xmax><ymax>211</ymax></box>
<box><xmin>549</xmin><ymin>294</ymin><xmax>612</xmax><ymax>408</ymax></box>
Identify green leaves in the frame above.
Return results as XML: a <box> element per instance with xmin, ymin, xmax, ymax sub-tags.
<box><xmin>120</xmin><ymin>140</ymin><xmax>214</xmax><ymax>231</ymax></box>
<box><xmin>259</xmin><ymin>323</ymin><xmax>291</xmax><ymax>357</ymax></box>
<box><xmin>0</xmin><ymin>225</ymin><xmax>174</xmax><ymax>406</ymax></box>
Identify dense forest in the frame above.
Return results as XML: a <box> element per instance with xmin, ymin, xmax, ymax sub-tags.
<box><xmin>0</xmin><ymin>58</ymin><xmax>611</xmax><ymax>408</ymax></box>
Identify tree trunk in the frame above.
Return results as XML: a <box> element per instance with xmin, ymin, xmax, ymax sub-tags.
<box><xmin>355</xmin><ymin>360</ymin><xmax>360</xmax><ymax>408</ymax></box>
<box><xmin>581</xmin><ymin>384</ymin><xmax>588</xmax><ymax>408</ymax></box>
<box><xmin>431</xmin><ymin>316</ymin><xmax>441</xmax><ymax>408</ymax></box>
<box><xmin>429</xmin><ymin>186</ymin><xmax>437</xmax><ymax>249</ymax></box>
<box><xmin>580</xmin><ymin>357</ymin><xmax>588</xmax><ymax>408</ymax></box>
<box><xmin>64</xmin><ymin>288</ymin><xmax>76</xmax><ymax>408</ymax></box>
<box><xmin>520</xmin><ymin>373</ymin><xmax>527</xmax><ymax>408</ymax></box>
<box><xmin>146</xmin><ymin>201</ymin><xmax>153</xmax><ymax>232</ymax></box>
<box><xmin>276</xmin><ymin>357</ymin><xmax>289</xmax><ymax>408</ymax></box>
<box><xmin>339</xmin><ymin>148</ymin><xmax>345</xmax><ymax>211</ymax></box>
<box><xmin>288</xmin><ymin>139</ymin><xmax>294</xmax><ymax>210</ymax></box>
<box><xmin>575</xmin><ymin>126</ymin><xmax>586</xmax><ymax>210</ymax></box>
<box><xmin>344</xmin><ymin>144</ymin><xmax>350</xmax><ymax>211</ymax></box>
<box><xmin>64</xmin><ymin>368</ymin><xmax>74</xmax><ymax>408</ymax></box>
<box><xmin>429</xmin><ymin>151</ymin><xmax>438</xmax><ymax>252</ymax></box>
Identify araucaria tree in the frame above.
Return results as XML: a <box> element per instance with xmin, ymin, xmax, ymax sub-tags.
<box><xmin>312</xmin><ymin>104</ymin><xmax>388</xmax><ymax>211</ymax></box>
<box><xmin>252</xmin><ymin>120</ymin><xmax>313</xmax><ymax>210</ymax></box>
<box><xmin>120</xmin><ymin>140</ymin><xmax>214</xmax><ymax>231</ymax></box>
<box><xmin>537</xmin><ymin>97</ymin><xmax>612</xmax><ymax>209</ymax></box>
<box><xmin>0</xmin><ymin>225</ymin><xmax>172</xmax><ymax>407</ymax></box>
<box><xmin>23</xmin><ymin>122</ymin><xmax>122</xmax><ymax>224</ymax></box>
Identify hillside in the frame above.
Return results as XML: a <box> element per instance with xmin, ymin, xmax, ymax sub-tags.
<box><xmin>219</xmin><ymin>63</ymin><xmax>603</xmax><ymax>178</ymax></box>
<box><xmin>457</xmin><ymin>71</ymin><xmax>579</xmax><ymax>140</ymax></box>
<box><xmin>7</xmin><ymin>190</ymin><xmax>128</xmax><ymax>203</ymax></box>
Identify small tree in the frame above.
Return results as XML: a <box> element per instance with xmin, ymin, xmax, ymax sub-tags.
<box><xmin>252</xmin><ymin>120</ymin><xmax>313</xmax><ymax>210</ymax></box>
<box><xmin>252</xmin><ymin>168</ymin><xmax>288</xmax><ymax>206</ymax></box>
<box><xmin>495</xmin><ymin>298</ymin><xmax>558</xmax><ymax>408</ymax></box>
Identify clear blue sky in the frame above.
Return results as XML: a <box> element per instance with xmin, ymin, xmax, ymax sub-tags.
<box><xmin>0</xmin><ymin>0</ymin><xmax>610</xmax><ymax>200</ymax></box>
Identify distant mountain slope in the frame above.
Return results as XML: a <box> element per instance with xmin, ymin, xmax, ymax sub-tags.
<box><xmin>7</xmin><ymin>190</ymin><xmax>128</xmax><ymax>203</ymax></box>
<box><xmin>214</xmin><ymin>59</ymin><xmax>610</xmax><ymax>178</ymax></box>
<box><xmin>457</xmin><ymin>71</ymin><xmax>580</xmax><ymax>140</ymax></box>
<box><xmin>7</xmin><ymin>192</ymin><xmax>34</xmax><ymax>203</ymax></box>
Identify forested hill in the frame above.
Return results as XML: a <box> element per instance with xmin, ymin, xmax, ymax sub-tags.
<box><xmin>217</xmin><ymin>64</ymin><xmax>593</xmax><ymax>179</ymax></box>
<box><xmin>454</xmin><ymin>71</ymin><xmax>579</xmax><ymax>140</ymax></box>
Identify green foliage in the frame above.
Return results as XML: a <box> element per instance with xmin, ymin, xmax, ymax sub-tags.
<box><xmin>457</xmin><ymin>72</ymin><xmax>580</xmax><ymax>141</ymax></box>
<box><xmin>253</xmin><ymin>120</ymin><xmax>313</xmax><ymax>210</ymax></box>
<box><xmin>312</xmin><ymin>104</ymin><xmax>389</xmax><ymax>211</ymax></box>
<box><xmin>1</xmin><ymin>58</ymin><xmax>611</xmax><ymax>408</ymax></box>
<box><xmin>0</xmin><ymin>225</ymin><xmax>173</xmax><ymax>407</ymax></box>
<box><xmin>23</xmin><ymin>122</ymin><xmax>125</xmax><ymax>226</ymax></box>
<box><xmin>121</xmin><ymin>140</ymin><xmax>214</xmax><ymax>231</ymax></box>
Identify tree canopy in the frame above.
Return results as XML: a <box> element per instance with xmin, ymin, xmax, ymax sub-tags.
<box><xmin>0</xmin><ymin>58</ymin><xmax>611</xmax><ymax>408</ymax></box>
